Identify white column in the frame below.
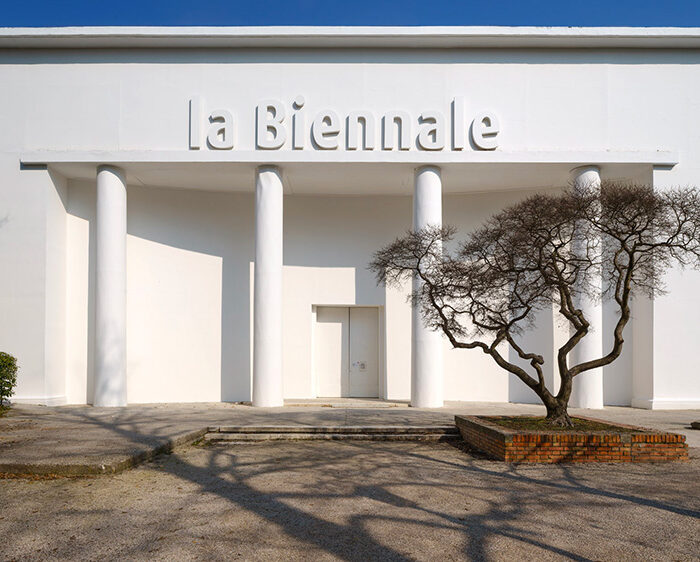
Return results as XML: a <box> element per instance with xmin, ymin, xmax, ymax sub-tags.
<box><xmin>253</xmin><ymin>166</ymin><xmax>284</xmax><ymax>407</ymax></box>
<box><xmin>94</xmin><ymin>165</ymin><xmax>127</xmax><ymax>407</ymax></box>
<box><xmin>411</xmin><ymin>166</ymin><xmax>444</xmax><ymax>408</ymax></box>
<box><xmin>569</xmin><ymin>165</ymin><xmax>604</xmax><ymax>409</ymax></box>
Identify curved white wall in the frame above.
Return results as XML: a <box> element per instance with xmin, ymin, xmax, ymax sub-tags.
<box><xmin>61</xmin><ymin>182</ymin><xmax>574</xmax><ymax>405</ymax></box>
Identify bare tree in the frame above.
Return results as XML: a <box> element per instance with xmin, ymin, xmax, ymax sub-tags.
<box><xmin>370</xmin><ymin>182</ymin><xmax>700</xmax><ymax>426</ymax></box>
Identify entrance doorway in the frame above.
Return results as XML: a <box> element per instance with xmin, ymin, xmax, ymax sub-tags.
<box><xmin>314</xmin><ymin>307</ymin><xmax>379</xmax><ymax>398</ymax></box>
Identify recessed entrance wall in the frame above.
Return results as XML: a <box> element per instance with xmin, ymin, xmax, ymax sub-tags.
<box><xmin>314</xmin><ymin>307</ymin><xmax>379</xmax><ymax>398</ymax></box>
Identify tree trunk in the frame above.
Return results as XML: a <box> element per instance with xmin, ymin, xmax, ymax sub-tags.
<box><xmin>545</xmin><ymin>400</ymin><xmax>573</xmax><ymax>428</ymax></box>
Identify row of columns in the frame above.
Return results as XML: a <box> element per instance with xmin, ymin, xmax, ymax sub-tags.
<box><xmin>92</xmin><ymin>163</ymin><xmax>603</xmax><ymax>410</ymax></box>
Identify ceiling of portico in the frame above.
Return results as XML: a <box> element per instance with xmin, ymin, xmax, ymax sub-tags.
<box><xmin>41</xmin><ymin>160</ymin><xmax>656</xmax><ymax>195</ymax></box>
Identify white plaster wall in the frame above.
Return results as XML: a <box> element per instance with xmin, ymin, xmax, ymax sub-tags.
<box><xmin>0</xmin><ymin>154</ymin><xmax>67</xmax><ymax>404</ymax></box>
<box><xmin>283</xmin><ymin>266</ymin><xmax>357</xmax><ymax>398</ymax></box>
<box><xmin>43</xmin><ymin>170</ymin><xmax>68</xmax><ymax>403</ymax></box>
<box><xmin>66</xmin><ymin>182</ymin><xmax>254</xmax><ymax>404</ymax></box>
<box><xmin>65</xmin><ymin>197</ymin><xmax>91</xmax><ymax>404</ymax></box>
<box><xmin>649</xmin><ymin>166</ymin><xmax>700</xmax><ymax>408</ymax></box>
<box><xmin>283</xmin><ymin>196</ymin><xmax>411</xmax><ymax>398</ymax></box>
<box><xmin>64</xmin><ymin>186</ymin><xmax>574</xmax><ymax>404</ymax></box>
<box><xmin>384</xmin><ymin>277</ymin><xmax>412</xmax><ymax>401</ymax></box>
<box><xmin>0</xmin><ymin>156</ymin><xmax>47</xmax><ymax>401</ymax></box>
<box><xmin>0</xmin><ymin>160</ymin><xmax>44</xmax><ymax>401</ymax></box>
<box><xmin>3</xmin><ymin>45</ymin><xmax>700</xmax><ymax>406</ymax></box>
<box><xmin>0</xmin><ymin>49</ymin><xmax>696</xmax><ymax>157</ymax></box>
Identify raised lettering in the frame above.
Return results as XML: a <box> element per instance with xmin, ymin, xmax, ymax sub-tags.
<box><xmin>417</xmin><ymin>111</ymin><xmax>445</xmax><ymax>151</ymax></box>
<box><xmin>256</xmin><ymin>100</ymin><xmax>286</xmax><ymax>150</ymax></box>
<box><xmin>346</xmin><ymin>111</ymin><xmax>375</xmax><ymax>150</ymax></box>
<box><xmin>189</xmin><ymin>97</ymin><xmax>204</xmax><ymax>149</ymax></box>
<box><xmin>382</xmin><ymin>110</ymin><xmax>411</xmax><ymax>150</ymax></box>
<box><xmin>206</xmin><ymin>109</ymin><xmax>234</xmax><ymax>150</ymax></box>
<box><xmin>451</xmin><ymin>97</ymin><xmax>465</xmax><ymax>150</ymax></box>
<box><xmin>471</xmin><ymin>112</ymin><xmax>500</xmax><ymax>150</ymax></box>
<box><xmin>312</xmin><ymin>110</ymin><xmax>340</xmax><ymax>150</ymax></box>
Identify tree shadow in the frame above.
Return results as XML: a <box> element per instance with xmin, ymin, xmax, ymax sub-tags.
<box><xmin>5</xmin><ymin>407</ymin><xmax>698</xmax><ymax>561</ymax></box>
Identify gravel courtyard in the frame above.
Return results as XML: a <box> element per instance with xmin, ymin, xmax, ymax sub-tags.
<box><xmin>2</xmin><ymin>440</ymin><xmax>699</xmax><ymax>561</ymax></box>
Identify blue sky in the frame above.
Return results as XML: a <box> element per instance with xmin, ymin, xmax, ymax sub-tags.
<box><xmin>2</xmin><ymin>0</ymin><xmax>700</xmax><ymax>27</ymax></box>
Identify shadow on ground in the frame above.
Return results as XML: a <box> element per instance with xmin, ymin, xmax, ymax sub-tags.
<box><xmin>2</xmin><ymin>408</ymin><xmax>698</xmax><ymax>561</ymax></box>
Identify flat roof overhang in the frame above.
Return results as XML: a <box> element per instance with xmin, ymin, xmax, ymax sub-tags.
<box><xmin>2</xmin><ymin>26</ymin><xmax>700</xmax><ymax>50</ymax></box>
<box><xmin>21</xmin><ymin>150</ymin><xmax>677</xmax><ymax>195</ymax></box>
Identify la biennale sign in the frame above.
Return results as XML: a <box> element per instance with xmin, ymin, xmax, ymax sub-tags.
<box><xmin>188</xmin><ymin>96</ymin><xmax>500</xmax><ymax>152</ymax></box>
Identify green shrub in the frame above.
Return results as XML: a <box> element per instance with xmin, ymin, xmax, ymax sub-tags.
<box><xmin>0</xmin><ymin>352</ymin><xmax>18</xmax><ymax>406</ymax></box>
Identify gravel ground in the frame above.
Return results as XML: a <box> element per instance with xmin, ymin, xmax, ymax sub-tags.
<box><xmin>2</xmin><ymin>441</ymin><xmax>699</xmax><ymax>561</ymax></box>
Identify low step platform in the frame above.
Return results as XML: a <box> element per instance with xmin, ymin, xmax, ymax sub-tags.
<box><xmin>204</xmin><ymin>425</ymin><xmax>460</xmax><ymax>443</ymax></box>
<box><xmin>283</xmin><ymin>399</ymin><xmax>409</xmax><ymax>408</ymax></box>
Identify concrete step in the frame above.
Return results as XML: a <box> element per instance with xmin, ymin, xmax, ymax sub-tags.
<box><xmin>283</xmin><ymin>400</ymin><xmax>409</xmax><ymax>408</ymax></box>
<box><xmin>204</xmin><ymin>425</ymin><xmax>460</xmax><ymax>442</ymax></box>
<box><xmin>204</xmin><ymin>432</ymin><xmax>459</xmax><ymax>442</ymax></box>
<box><xmin>207</xmin><ymin>425</ymin><xmax>458</xmax><ymax>434</ymax></box>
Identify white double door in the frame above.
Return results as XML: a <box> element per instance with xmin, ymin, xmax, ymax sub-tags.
<box><xmin>315</xmin><ymin>307</ymin><xmax>379</xmax><ymax>398</ymax></box>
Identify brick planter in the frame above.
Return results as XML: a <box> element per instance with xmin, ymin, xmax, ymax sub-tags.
<box><xmin>455</xmin><ymin>415</ymin><xmax>688</xmax><ymax>463</ymax></box>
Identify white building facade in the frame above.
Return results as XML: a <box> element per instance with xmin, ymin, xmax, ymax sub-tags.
<box><xmin>2</xmin><ymin>26</ymin><xmax>699</xmax><ymax>409</ymax></box>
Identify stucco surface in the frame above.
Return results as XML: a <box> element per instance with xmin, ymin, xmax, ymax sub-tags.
<box><xmin>1</xmin><ymin>438</ymin><xmax>698</xmax><ymax>561</ymax></box>
<box><xmin>5</xmin><ymin>44</ymin><xmax>700</xmax><ymax>409</ymax></box>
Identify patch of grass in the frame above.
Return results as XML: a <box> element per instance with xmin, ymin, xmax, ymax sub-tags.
<box><xmin>485</xmin><ymin>416</ymin><xmax>639</xmax><ymax>433</ymax></box>
<box><xmin>0</xmin><ymin>405</ymin><xmax>9</xmax><ymax>418</ymax></box>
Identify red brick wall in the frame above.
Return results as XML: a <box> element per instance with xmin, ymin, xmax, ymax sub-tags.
<box><xmin>455</xmin><ymin>416</ymin><xmax>688</xmax><ymax>463</ymax></box>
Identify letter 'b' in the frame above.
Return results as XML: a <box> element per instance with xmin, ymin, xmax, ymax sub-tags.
<box><xmin>257</xmin><ymin>100</ymin><xmax>287</xmax><ymax>149</ymax></box>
